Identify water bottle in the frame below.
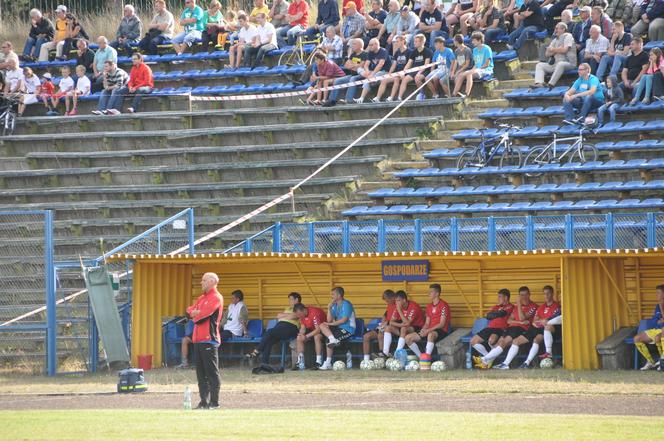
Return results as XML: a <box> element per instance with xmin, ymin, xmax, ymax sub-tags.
<box><xmin>183</xmin><ymin>386</ymin><xmax>192</xmax><ymax>410</ymax></box>
<box><xmin>466</xmin><ymin>350</ymin><xmax>472</xmax><ymax>370</ymax></box>
<box><xmin>346</xmin><ymin>350</ymin><xmax>353</xmax><ymax>369</ymax></box>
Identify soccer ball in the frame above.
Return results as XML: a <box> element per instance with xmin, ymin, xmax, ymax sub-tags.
<box><xmin>385</xmin><ymin>358</ymin><xmax>396</xmax><ymax>369</ymax></box>
<box><xmin>360</xmin><ymin>360</ymin><xmax>374</xmax><ymax>371</ymax></box>
<box><xmin>540</xmin><ymin>357</ymin><xmax>554</xmax><ymax>369</ymax></box>
<box><xmin>332</xmin><ymin>360</ymin><xmax>346</xmax><ymax>371</ymax></box>
<box><xmin>389</xmin><ymin>360</ymin><xmax>403</xmax><ymax>371</ymax></box>
<box><xmin>372</xmin><ymin>357</ymin><xmax>386</xmax><ymax>369</ymax></box>
<box><xmin>407</xmin><ymin>355</ymin><xmax>419</xmax><ymax>362</ymax></box>
<box><xmin>405</xmin><ymin>360</ymin><xmax>420</xmax><ymax>371</ymax></box>
<box><xmin>431</xmin><ymin>361</ymin><xmax>447</xmax><ymax>372</ymax></box>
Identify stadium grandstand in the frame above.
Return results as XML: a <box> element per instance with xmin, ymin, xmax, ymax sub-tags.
<box><xmin>0</xmin><ymin>0</ymin><xmax>663</xmax><ymax>386</ymax></box>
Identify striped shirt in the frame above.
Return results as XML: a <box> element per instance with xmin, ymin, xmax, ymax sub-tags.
<box><xmin>104</xmin><ymin>67</ymin><xmax>129</xmax><ymax>89</ymax></box>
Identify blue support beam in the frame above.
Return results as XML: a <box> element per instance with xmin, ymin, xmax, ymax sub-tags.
<box><xmin>44</xmin><ymin>210</ymin><xmax>56</xmax><ymax>376</ymax></box>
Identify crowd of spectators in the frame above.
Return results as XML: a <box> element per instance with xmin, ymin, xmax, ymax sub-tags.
<box><xmin>2</xmin><ymin>0</ymin><xmax>664</xmax><ymax>116</ymax></box>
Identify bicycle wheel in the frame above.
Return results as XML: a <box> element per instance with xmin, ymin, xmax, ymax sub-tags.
<box><xmin>278</xmin><ymin>49</ymin><xmax>302</xmax><ymax>67</ymax></box>
<box><xmin>456</xmin><ymin>147</ymin><xmax>482</xmax><ymax>170</ymax></box>
<box><xmin>499</xmin><ymin>145</ymin><xmax>522</xmax><ymax>168</ymax></box>
<box><xmin>523</xmin><ymin>146</ymin><xmax>550</xmax><ymax>177</ymax></box>
<box><xmin>2</xmin><ymin>111</ymin><xmax>15</xmax><ymax>137</ymax></box>
<box><xmin>570</xmin><ymin>143</ymin><xmax>597</xmax><ymax>163</ymax></box>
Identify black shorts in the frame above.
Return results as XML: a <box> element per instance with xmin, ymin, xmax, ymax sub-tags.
<box><xmin>504</xmin><ymin>326</ymin><xmax>527</xmax><ymax>340</ymax></box>
<box><xmin>330</xmin><ymin>326</ymin><xmax>353</xmax><ymax>342</ymax></box>
<box><xmin>412</xmin><ymin>326</ymin><xmax>423</xmax><ymax>334</ymax></box>
<box><xmin>429</xmin><ymin>329</ymin><xmax>448</xmax><ymax>343</ymax></box>
<box><xmin>526</xmin><ymin>325</ymin><xmax>562</xmax><ymax>342</ymax></box>
<box><xmin>476</xmin><ymin>327</ymin><xmax>504</xmax><ymax>342</ymax></box>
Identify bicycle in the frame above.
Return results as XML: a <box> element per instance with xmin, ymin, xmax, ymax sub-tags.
<box><xmin>0</xmin><ymin>96</ymin><xmax>18</xmax><ymax>137</ymax></box>
<box><xmin>278</xmin><ymin>34</ymin><xmax>320</xmax><ymax>67</ymax></box>
<box><xmin>456</xmin><ymin>123</ymin><xmax>523</xmax><ymax>171</ymax></box>
<box><xmin>522</xmin><ymin>119</ymin><xmax>598</xmax><ymax>177</ymax></box>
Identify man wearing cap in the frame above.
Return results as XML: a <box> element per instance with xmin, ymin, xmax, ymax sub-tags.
<box><xmin>392</xmin><ymin>5</ymin><xmax>420</xmax><ymax>48</ymax></box>
<box><xmin>186</xmin><ymin>272</ymin><xmax>223</xmax><ymax>410</ymax></box>
<box><xmin>341</xmin><ymin>2</ymin><xmax>366</xmax><ymax>45</ymax></box>
<box><xmin>572</xmin><ymin>6</ymin><xmax>593</xmax><ymax>52</ymax></box>
<box><xmin>38</xmin><ymin>5</ymin><xmax>68</xmax><ymax>61</ymax></box>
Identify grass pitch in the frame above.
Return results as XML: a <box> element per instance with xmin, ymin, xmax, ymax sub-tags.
<box><xmin>2</xmin><ymin>409</ymin><xmax>663</xmax><ymax>441</ymax></box>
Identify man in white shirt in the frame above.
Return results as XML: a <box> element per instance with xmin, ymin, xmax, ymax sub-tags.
<box><xmin>220</xmin><ymin>290</ymin><xmax>249</xmax><ymax>340</ymax></box>
<box><xmin>244</xmin><ymin>13</ymin><xmax>278</xmax><ymax>67</ymax></box>
<box><xmin>4</xmin><ymin>58</ymin><xmax>24</xmax><ymax>99</ymax></box>
<box><xmin>229</xmin><ymin>13</ymin><xmax>258</xmax><ymax>68</ymax></box>
<box><xmin>582</xmin><ymin>24</ymin><xmax>609</xmax><ymax>74</ymax></box>
<box><xmin>0</xmin><ymin>41</ymin><xmax>20</xmax><ymax>72</ymax></box>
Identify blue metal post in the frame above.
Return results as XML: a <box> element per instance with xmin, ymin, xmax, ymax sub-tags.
<box><xmin>308</xmin><ymin>222</ymin><xmax>316</xmax><ymax>253</ymax></box>
<box><xmin>450</xmin><ymin>218</ymin><xmax>458</xmax><ymax>251</ymax></box>
<box><xmin>414</xmin><ymin>219</ymin><xmax>422</xmax><ymax>252</ymax></box>
<box><xmin>565</xmin><ymin>214</ymin><xmax>574</xmax><ymax>249</ymax></box>
<box><xmin>487</xmin><ymin>217</ymin><xmax>496</xmax><ymax>251</ymax></box>
<box><xmin>377</xmin><ymin>220</ymin><xmax>386</xmax><ymax>253</ymax></box>
<box><xmin>272</xmin><ymin>222</ymin><xmax>282</xmax><ymax>252</ymax></box>
<box><xmin>243</xmin><ymin>239</ymin><xmax>252</xmax><ymax>252</ymax></box>
<box><xmin>605</xmin><ymin>213</ymin><xmax>614</xmax><ymax>249</ymax></box>
<box><xmin>646</xmin><ymin>212</ymin><xmax>656</xmax><ymax>248</ymax></box>
<box><xmin>156</xmin><ymin>227</ymin><xmax>161</xmax><ymax>255</ymax></box>
<box><xmin>89</xmin><ymin>301</ymin><xmax>99</xmax><ymax>373</ymax></box>
<box><xmin>342</xmin><ymin>221</ymin><xmax>350</xmax><ymax>253</ymax></box>
<box><xmin>187</xmin><ymin>208</ymin><xmax>195</xmax><ymax>254</ymax></box>
<box><xmin>526</xmin><ymin>215</ymin><xmax>535</xmax><ymax>250</ymax></box>
<box><xmin>44</xmin><ymin>211</ymin><xmax>56</xmax><ymax>376</ymax></box>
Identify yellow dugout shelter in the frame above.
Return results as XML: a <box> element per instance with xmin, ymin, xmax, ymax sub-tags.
<box><xmin>110</xmin><ymin>248</ymin><xmax>664</xmax><ymax>370</ymax></box>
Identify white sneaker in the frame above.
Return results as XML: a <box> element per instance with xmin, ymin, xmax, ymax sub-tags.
<box><xmin>493</xmin><ymin>362</ymin><xmax>509</xmax><ymax>370</ymax></box>
<box><xmin>353</xmin><ymin>97</ymin><xmax>364</xmax><ymax>104</ymax></box>
<box><xmin>319</xmin><ymin>362</ymin><xmax>332</xmax><ymax>370</ymax></box>
<box><xmin>107</xmin><ymin>109</ymin><xmax>121</xmax><ymax>115</ymax></box>
<box><xmin>326</xmin><ymin>338</ymin><xmax>340</xmax><ymax>348</ymax></box>
<box><xmin>385</xmin><ymin>96</ymin><xmax>393</xmax><ymax>102</ymax></box>
<box><xmin>640</xmin><ymin>361</ymin><xmax>657</xmax><ymax>370</ymax></box>
<box><xmin>91</xmin><ymin>110</ymin><xmax>103</xmax><ymax>115</ymax></box>
<box><xmin>396</xmin><ymin>97</ymin><xmax>402</xmax><ymax>102</ymax></box>
<box><xmin>432</xmin><ymin>94</ymin><xmax>439</xmax><ymax>99</ymax></box>
<box><xmin>371</xmin><ymin>97</ymin><xmax>381</xmax><ymax>103</ymax></box>
<box><xmin>126</xmin><ymin>107</ymin><xmax>135</xmax><ymax>113</ymax></box>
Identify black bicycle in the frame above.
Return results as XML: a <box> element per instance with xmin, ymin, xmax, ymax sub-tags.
<box><xmin>456</xmin><ymin>123</ymin><xmax>523</xmax><ymax>170</ymax></box>
<box><xmin>0</xmin><ymin>96</ymin><xmax>18</xmax><ymax>136</ymax></box>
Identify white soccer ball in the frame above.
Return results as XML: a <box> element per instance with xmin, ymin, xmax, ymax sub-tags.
<box><xmin>389</xmin><ymin>360</ymin><xmax>403</xmax><ymax>371</ymax></box>
<box><xmin>407</xmin><ymin>355</ymin><xmax>419</xmax><ymax>362</ymax></box>
<box><xmin>385</xmin><ymin>358</ymin><xmax>396</xmax><ymax>369</ymax></box>
<box><xmin>373</xmin><ymin>357</ymin><xmax>386</xmax><ymax>369</ymax></box>
<box><xmin>332</xmin><ymin>360</ymin><xmax>346</xmax><ymax>371</ymax></box>
<box><xmin>540</xmin><ymin>357</ymin><xmax>554</xmax><ymax>369</ymax></box>
<box><xmin>360</xmin><ymin>360</ymin><xmax>374</xmax><ymax>371</ymax></box>
<box><xmin>405</xmin><ymin>360</ymin><xmax>420</xmax><ymax>371</ymax></box>
<box><xmin>431</xmin><ymin>360</ymin><xmax>447</xmax><ymax>372</ymax></box>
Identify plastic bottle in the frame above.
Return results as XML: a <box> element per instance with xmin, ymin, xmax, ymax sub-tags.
<box><xmin>183</xmin><ymin>386</ymin><xmax>192</xmax><ymax>410</ymax></box>
<box><xmin>466</xmin><ymin>350</ymin><xmax>472</xmax><ymax>370</ymax></box>
<box><xmin>346</xmin><ymin>350</ymin><xmax>353</xmax><ymax>369</ymax></box>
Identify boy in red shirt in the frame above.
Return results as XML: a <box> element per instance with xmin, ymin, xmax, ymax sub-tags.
<box><xmin>186</xmin><ymin>272</ymin><xmax>224</xmax><ymax>409</ymax></box>
<box><xmin>522</xmin><ymin>285</ymin><xmax>562</xmax><ymax>367</ymax></box>
<box><xmin>404</xmin><ymin>283</ymin><xmax>451</xmax><ymax>358</ymax></box>
<box><xmin>470</xmin><ymin>288</ymin><xmax>513</xmax><ymax>367</ymax></box>
<box><xmin>362</xmin><ymin>289</ymin><xmax>397</xmax><ymax>361</ymax></box>
<box><xmin>293</xmin><ymin>302</ymin><xmax>328</xmax><ymax>369</ymax></box>
<box><xmin>383</xmin><ymin>290</ymin><xmax>424</xmax><ymax>356</ymax></box>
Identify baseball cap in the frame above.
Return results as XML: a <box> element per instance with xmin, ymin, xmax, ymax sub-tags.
<box><xmin>400</xmin><ymin>5</ymin><xmax>409</xmax><ymax>12</ymax></box>
<box><xmin>580</xmin><ymin>6</ymin><xmax>591</xmax><ymax>13</ymax></box>
<box><xmin>56</xmin><ymin>5</ymin><xmax>67</xmax><ymax>13</ymax></box>
<box><xmin>43</xmin><ymin>72</ymin><xmax>53</xmax><ymax>80</ymax></box>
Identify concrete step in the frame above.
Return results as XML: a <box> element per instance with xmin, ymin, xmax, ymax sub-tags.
<box><xmin>415</xmin><ymin>139</ymin><xmax>458</xmax><ymax>150</ymax></box>
<box><xmin>389</xmin><ymin>160</ymin><xmax>430</xmax><ymax>170</ymax></box>
<box><xmin>495</xmin><ymin>79</ymin><xmax>533</xmax><ymax>90</ymax></box>
<box><xmin>355</xmin><ymin>180</ymin><xmax>402</xmax><ymax>191</ymax></box>
<box><xmin>443</xmin><ymin>119</ymin><xmax>483</xmax><ymax>131</ymax></box>
<box><xmin>464</xmin><ymin>98</ymin><xmax>510</xmax><ymax>109</ymax></box>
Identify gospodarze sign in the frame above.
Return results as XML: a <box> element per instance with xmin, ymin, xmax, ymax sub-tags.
<box><xmin>381</xmin><ymin>260</ymin><xmax>430</xmax><ymax>281</ymax></box>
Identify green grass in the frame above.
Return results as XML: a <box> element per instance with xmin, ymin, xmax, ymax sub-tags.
<box><xmin>2</xmin><ymin>410</ymin><xmax>663</xmax><ymax>441</ymax></box>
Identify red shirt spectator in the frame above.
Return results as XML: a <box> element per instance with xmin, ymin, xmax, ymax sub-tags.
<box><xmin>128</xmin><ymin>61</ymin><xmax>154</xmax><ymax>89</ymax></box>
<box><xmin>288</xmin><ymin>0</ymin><xmax>309</xmax><ymax>27</ymax></box>
<box><xmin>317</xmin><ymin>59</ymin><xmax>345</xmax><ymax>78</ymax></box>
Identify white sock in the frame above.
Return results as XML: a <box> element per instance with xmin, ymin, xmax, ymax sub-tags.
<box><xmin>473</xmin><ymin>343</ymin><xmax>488</xmax><ymax>356</ymax></box>
<box><xmin>525</xmin><ymin>343</ymin><xmax>540</xmax><ymax>364</ymax></box>
<box><xmin>396</xmin><ymin>337</ymin><xmax>406</xmax><ymax>350</ymax></box>
<box><xmin>316</xmin><ymin>355</ymin><xmax>323</xmax><ymax>364</ymax></box>
<box><xmin>383</xmin><ymin>333</ymin><xmax>393</xmax><ymax>355</ymax></box>
<box><xmin>324</xmin><ymin>357</ymin><xmax>332</xmax><ymax>365</ymax></box>
<box><xmin>425</xmin><ymin>342</ymin><xmax>435</xmax><ymax>355</ymax></box>
<box><xmin>408</xmin><ymin>343</ymin><xmax>422</xmax><ymax>357</ymax></box>
<box><xmin>328</xmin><ymin>336</ymin><xmax>339</xmax><ymax>344</ymax></box>
<box><xmin>483</xmin><ymin>346</ymin><xmax>504</xmax><ymax>364</ymax></box>
<box><xmin>544</xmin><ymin>330</ymin><xmax>553</xmax><ymax>354</ymax></box>
<box><xmin>363</xmin><ymin>354</ymin><xmax>370</xmax><ymax>361</ymax></box>
<box><xmin>297</xmin><ymin>352</ymin><xmax>304</xmax><ymax>364</ymax></box>
<box><xmin>503</xmin><ymin>344</ymin><xmax>520</xmax><ymax>366</ymax></box>
<box><xmin>548</xmin><ymin>315</ymin><xmax>562</xmax><ymax>325</ymax></box>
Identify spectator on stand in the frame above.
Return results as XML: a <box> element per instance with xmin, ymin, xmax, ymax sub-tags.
<box><xmin>276</xmin><ymin>0</ymin><xmax>309</xmax><ymax>47</ymax></box>
<box><xmin>445</xmin><ymin>0</ymin><xmax>479</xmax><ymax>35</ymax></box>
<box><xmin>92</xmin><ymin>37</ymin><xmax>118</xmax><ymax>93</ymax></box>
<box><xmin>3</xmin><ymin>58</ymin><xmax>24</xmax><ymax>100</ymax></box>
<box><xmin>64</xmin><ymin>64</ymin><xmax>91</xmax><ymax>116</ymax></box>
<box><xmin>201</xmin><ymin>0</ymin><xmax>225</xmax><ymax>53</ymax></box>
<box><xmin>307</xmin><ymin>51</ymin><xmax>346</xmax><ymax>104</ymax></box>
<box><xmin>50</xmin><ymin>65</ymin><xmax>75</xmax><ymax>115</ymax></box>
<box><xmin>322</xmin><ymin>38</ymin><xmax>367</xmax><ymax>107</ymax></box>
<box><xmin>0</xmin><ymin>42</ymin><xmax>20</xmax><ymax>72</ymax></box>
<box><xmin>92</xmin><ymin>60</ymin><xmax>129</xmax><ymax>115</ymax></box>
<box><xmin>392</xmin><ymin>6</ymin><xmax>420</xmax><ymax>48</ymax></box>
<box><xmin>17</xmin><ymin>67</ymin><xmax>42</xmax><ymax>116</ymax></box>
<box><xmin>597</xmin><ymin>75</ymin><xmax>624</xmax><ymax>124</ymax></box>
<box><xmin>110</xmin><ymin>4</ymin><xmax>143</xmax><ymax>55</ymax></box>
<box><xmin>38</xmin><ymin>73</ymin><xmax>57</xmax><ymax>115</ymax></box>
<box><xmin>562</xmin><ymin>62</ymin><xmax>604</xmax><ymax>122</ymax></box>
<box><xmin>397</xmin><ymin>33</ymin><xmax>433</xmax><ymax>100</ymax></box>
<box><xmin>341</xmin><ymin>2</ymin><xmax>367</xmax><ymax>46</ymax></box>
<box><xmin>374</xmin><ymin>34</ymin><xmax>410</xmax><ymax>102</ymax></box>
<box><xmin>581</xmin><ymin>25</ymin><xmax>609</xmax><ymax>74</ymax></box>
<box><xmin>354</xmin><ymin>37</ymin><xmax>392</xmax><ymax>103</ymax></box>
<box><xmin>116</xmin><ymin>52</ymin><xmax>154</xmax><ymax>113</ymax></box>
<box><xmin>620</xmin><ymin>37</ymin><xmax>649</xmax><ymax>98</ymax></box>
<box><xmin>591</xmin><ymin>6</ymin><xmax>613</xmax><ymax>38</ymax></box>
<box><xmin>244</xmin><ymin>13</ymin><xmax>278</xmax><ymax>67</ymax></box>
<box><xmin>451</xmin><ymin>33</ymin><xmax>472</xmax><ymax>91</ymax></box>
<box><xmin>23</xmin><ymin>9</ymin><xmax>54</xmax><ymax>61</ymax></box>
<box><xmin>229</xmin><ymin>14</ymin><xmax>258</xmax><ymax>69</ymax></box>
<box><xmin>38</xmin><ymin>4</ymin><xmax>68</xmax><ymax>61</ymax></box>
<box><xmin>58</xmin><ymin>14</ymin><xmax>89</xmax><ymax>61</ymax></box>
<box><xmin>572</xmin><ymin>6</ymin><xmax>592</xmax><ymax>52</ymax></box>
<box><xmin>305</xmin><ymin>0</ymin><xmax>339</xmax><ymax>40</ymax></box>
<box><xmin>475</xmin><ymin>0</ymin><xmax>507</xmax><ymax>44</ymax></box>
<box><xmin>172</xmin><ymin>0</ymin><xmax>205</xmax><ymax>56</ymax></box>
<box><xmin>319</xmin><ymin>25</ymin><xmax>344</xmax><ymax>63</ymax></box>
<box><xmin>377</xmin><ymin>0</ymin><xmax>401</xmax><ymax>48</ymax></box>
<box><xmin>249</xmin><ymin>0</ymin><xmax>270</xmax><ymax>24</ymax></box>
<box><xmin>629</xmin><ymin>47</ymin><xmax>664</xmax><ymax>105</ymax></box>
<box><xmin>453</xmin><ymin>31</ymin><xmax>493</xmax><ymax>98</ymax></box>
<box><xmin>76</xmin><ymin>39</ymin><xmax>95</xmax><ymax>78</ymax></box>
<box><xmin>596</xmin><ymin>21</ymin><xmax>631</xmax><ymax>81</ymax></box>
<box><xmin>270</xmin><ymin>0</ymin><xmax>292</xmax><ymax>29</ymax></box>
<box><xmin>629</xmin><ymin>0</ymin><xmax>664</xmax><ymax>41</ymax></box>
<box><xmin>543</xmin><ymin>0</ymin><xmax>574</xmax><ymax>33</ymax></box>
<box><xmin>364</xmin><ymin>0</ymin><xmax>388</xmax><ymax>47</ymax></box>
<box><xmin>419</xmin><ymin>0</ymin><xmax>448</xmax><ymax>48</ymax></box>
<box><xmin>138</xmin><ymin>0</ymin><xmax>175</xmax><ymax>55</ymax></box>
<box><xmin>533</xmin><ymin>22</ymin><xmax>577</xmax><ymax>89</ymax></box>
<box><xmin>507</xmin><ymin>0</ymin><xmax>545</xmax><ymax>52</ymax></box>
<box><xmin>425</xmin><ymin>36</ymin><xmax>456</xmax><ymax>98</ymax></box>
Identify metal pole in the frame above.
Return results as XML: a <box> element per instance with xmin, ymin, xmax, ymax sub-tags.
<box><xmin>414</xmin><ymin>219</ymin><xmax>422</xmax><ymax>252</ymax></box>
<box><xmin>272</xmin><ymin>222</ymin><xmax>282</xmax><ymax>252</ymax></box>
<box><xmin>187</xmin><ymin>208</ymin><xmax>195</xmax><ymax>254</ymax></box>
<box><xmin>44</xmin><ymin>210</ymin><xmax>56</xmax><ymax>376</ymax></box>
<box><xmin>605</xmin><ymin>213</ymin><xmax>614</xmax><ymax>249</ymax></box>
<box><xmin>487</xmin><ymin>217</ymin><xmax>496</xmax><ymax>251</ymax></box>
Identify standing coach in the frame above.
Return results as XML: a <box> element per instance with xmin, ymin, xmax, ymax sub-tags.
<box><xmin>186</xmin><ymin>272</ymin><xmax>224</xmax><ymax>409</ymax></box>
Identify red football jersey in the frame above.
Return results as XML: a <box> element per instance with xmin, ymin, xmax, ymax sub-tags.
<box><xmin>508</xmin><ymin>301</ymin><xmax>538</xmax><ymax>330</ymax></box>
<box><xmin>401</xmin><ymin>300</ymin><xmax>425</xmax><ymax>328</ymax></box>
<box><xmin>300</xmin><ymin>306</ymin><xmax>327</xmax><ymax>331</ymax></box>
<box><xmin>385</xmin><ymin>303</ymin><xmax>398</xmax><ymax>322</ymax></box>
<box><xmin>487</xmin><ymin>303</ymin><xmax>514</xmax><ymax>330</ymax></box>
<box><xmin>426</xmin><ymin>300</ymin><xmax>451</xmax><ymax>333</ymax></box>
<box><xmin>533</xmin><ymin>302</ymin><xmax>561</xmax><ymax>328</ymax></box>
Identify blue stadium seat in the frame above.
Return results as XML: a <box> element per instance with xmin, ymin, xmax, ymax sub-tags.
<box><xmin>191</xmin><ymin>86</ymin><xmax>211</xmax><ymax>96</ymax></box>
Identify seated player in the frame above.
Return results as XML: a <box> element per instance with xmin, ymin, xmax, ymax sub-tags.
<box><xmin>480</xmin><ymin>286</ymin><xmax>538</xmax><ymax>370</ymax></box>
<box><xmin>635</xmin><ymin>284</ymin><xmax>664</xmax><ymax>370</ymax></box>
<box><xmin>363</xmin><ymin>289</ymin><xmax>397</xmax><ymax>361</ymax></box>
<box><xmin>405</xmin><ymin>283</ymin><xmax>451</xmax><ymax>359</ymax></box>
<box><xmin>177</xmin><ymin>319</ymin><xmax>194</xmax><ymax>368</ymax></box>
<box><xmin>521</xmin><ymin>285</ymin><xmax>561</xmax><ymax>368</ymax></box>
<box><xmin>470</xmin><ymin>288</ymin><xmax>514</xmax><ymax>368</ymax></box>
<box><xmin>293</xmin><ymin>302</ymin><xmax>327</xmax><ymax>370</ymax></box>
<box><xmin>319</xmin><ymin>287</ymin><xmax>357</xmax><ymax>370</ymax></box>
<box><xmin>383</xmin><ymin>290</ymin><xmax>425</xmax><ymax>356</ymax></box>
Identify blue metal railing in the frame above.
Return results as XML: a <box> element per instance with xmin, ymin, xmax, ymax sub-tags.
<box><xmin>227</xmin><ymin>212</ymin><xmax>664</xmax><ymax>254</ymax></box>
